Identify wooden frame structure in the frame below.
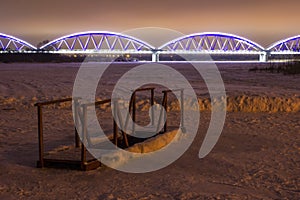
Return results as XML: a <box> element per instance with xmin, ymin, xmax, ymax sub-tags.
<box><xmin>35</xmin><ymin>87</ymin><xmax>184</xmax><ymax>171</ymax></box>
<box><xmin>35</xmin><ymin>98</ymin><xmax>101</xmax><ymax>171</ymax></box>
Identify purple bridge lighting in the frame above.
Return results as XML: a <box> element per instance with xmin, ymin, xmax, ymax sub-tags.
<box><xmin>1</xmin><ymin>31</ymin><xmax>300</xmax><ymax>62</ymax></box>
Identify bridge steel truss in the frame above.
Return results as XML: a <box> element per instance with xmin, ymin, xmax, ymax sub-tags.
<box><xmin>267</xmin><ymin>35</ymin><xmax>300</xmax><ymax>56</ymax></box>
<box><xmin>157</xmin><ymin>32</ymin><xmax>267</xmax><ymax>62</ymax></box>
<box><xmin>39</xmin><ymin>31</ymin><xmax>154</xmax><ymax>55</ymax></box>
<box><xmin>0</xmin><ymin>33</ymin><xmax>36</xmax><ymax>52</ymax></box>
<box><xmin>40</xmin><ymin>32</ymin><xmax>269</xmax><ymax>62</ymax></box>
<box><xmin>1</xmin><ymin>32</ymin><xmax>300</xmax><ymax>62</ymax></box>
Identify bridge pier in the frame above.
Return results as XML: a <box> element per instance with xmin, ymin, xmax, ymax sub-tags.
<box><xmin>152</xmin><ymin>52</ymin><xmax>159</xmax><ymax>62</ymax></box>
<box><xmin>259</xmin><ymin>52</ymin><xmax>268</xmax><ymax>62</ymax></box>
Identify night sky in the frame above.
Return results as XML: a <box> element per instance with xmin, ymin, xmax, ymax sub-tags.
<box><xmin>1</xmin><ymin>0</ymin><xmax>299</xmax><ymax>47</ymax></box>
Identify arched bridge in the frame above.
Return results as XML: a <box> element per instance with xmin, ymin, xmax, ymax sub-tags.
<box><xmin>157</xmin><ymin>32</ymin><xmax>267</xmax><ymax>62</ymax></box>
<box><xmin>0</xmin><ymin>33</ymin><xmax>36</xmax><ymax>51</ymax></box>
<box><xmin>39</xmin><ymin>31</ymin><xmax>154</xmax><ymax>54</ymax></box>
<box><xmin>159</xmin><ymin>32</ymin><xmax>264</xmax><ymax>53</ymax></box>
<box><xmin>1</xmin><ymin>31</ymin><xmax>300</xmax><ymax>62</ymax></box>
<box><xmin>267</xmin><ymin>35</ymin><xmax>300</xmax><ymax>54</ymax></box>
<box><xmin>39</xmin><ymin>31</ymin><xmax>268</xmax><ymax>61</ymax></box>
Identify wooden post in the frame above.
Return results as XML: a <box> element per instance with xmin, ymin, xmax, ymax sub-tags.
<box><xmin>74</xmin><ymin>99</ymin><xmax>80</xmax><ymax>148</ymax></box>
<box><xmin>81</xmin><ymin>105</ymin><xmax>87</xmax><ymax>166</ymax></box>
<box><xmin>113</xmin><ymin>100</ymin><xmax>118</xmax><ymax>146</ymax></box>
<box><xmin>180</xmin><ymin>90</ymin><xmax>184</xmax><ymax>128</ymax></box>
<box><xmin>151</xmin><ymin>88</ymin><xmax>154</xmax><ymax>126</ymax></box>
<box><xmin>115</xmin><ymin>100</ymin><xmax>129</xmax><ymax>147</ymax></box>
<box><xmin>163</xmin><ymin>92</ymin><xmax>168</xmax><ymax>133</ymax></box>
<box><xmin>37</xmin><ymin>105</ymin><xmax>44</xmax><ymax>168</ymax></box>
<box><xmin>132</xmin><ymin>92</ymin><xmax>136</xmax><ymax>133</ymax></box>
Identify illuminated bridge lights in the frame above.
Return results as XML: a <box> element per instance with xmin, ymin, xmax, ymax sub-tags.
<box><xmin>1</xmin><ymin>32</ymin><xmax>300</xmax><ymax>62</ymax></box>
<box><xmin>0</xmin><ymin>33</ymin><xmax>36</xmax><ymax>51</ymax></box>
<box><xmin>267</xmin><ymin>35</ymin><xmax>300</xmax><ymax>54</ymax></box>
<box><xmin>39</xmin><ymin>31</ymin><xmax>155</xmax><ymax>52</ymax></box>
<box><xmin>159</xmin><ymin>32</ymin><xmax>265</xmax><ymax>52</ymax></box>
<box><xmin>45</xmin><ymin>49</ymin><xmax>153</xmax><ymax>54</ymax></box>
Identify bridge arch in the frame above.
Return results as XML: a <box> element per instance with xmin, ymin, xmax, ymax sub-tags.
<box><xmin>159</xmin><ymin>32</ymin><xmax>265</xmax><ymax>53</ymax></box>
<box><xmin>0</xmin><ymin>33</ymin><xmax>36</xmax><ymax>51</ymax></box>
<box><xmin>267</xmin><ymin>35</ymin><xmax>300</xmax><ymax>53</ymax></box>
<box><xmin>40</xmin><ymin>31</ymin><xmax>155</xmax><ymax>53</ymax></box>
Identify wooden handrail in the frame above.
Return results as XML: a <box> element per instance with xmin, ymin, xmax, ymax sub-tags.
<box><xmin>34</xmin><ymin>97</ymin><xmax>73</xmax><ymax>107</ymax></box>
<box><xmin>133</xmin><ymin>87</ymin><xmax>155</xmax><ymax>92</ymax></box>
<box><xmin>162</xmin><ymin>88</ymin><xmax>184</xmax><ymax>93</ymax></box>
